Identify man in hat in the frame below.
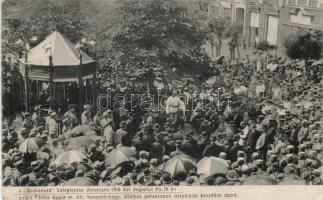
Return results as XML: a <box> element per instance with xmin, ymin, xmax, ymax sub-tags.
<box><xmin>81</xmin><ymin>105</ymin><xmax>92</xmax><ymax>125</ymax></box>
<box><xmin>65</xmin><ymin>105</ymin><xmax>79</xmax><ymax>127</ymax></box>
<box><xmin>32</xmin><ymin>105</ymin><xmax>45</xmax><ymax>128</ymax></box>
<box><xmin>202</xmin><ymin>135</ymin><xmax>225</xmax><ymax>157</ymax></box>
<box><xmin>47</xmin><ymin>112</ymin><xmax>58</xmax><ymax>137</ymax></box>
<box><xmin>197</xmin><ymin>131</ymin><xmax>210</xmax><ymax>158</ymax></box>
<box><xmin>116</xmin><ymin>121</ymin><xmax>128</xmax><ymax>146</ymax></box>
<box><xmin>298</xmin><ymin>120</ymin><xmax>309</xmax><ymax>143</ymax></box>
<box><xmin>150</xmin><ymin>134</ymin><xmax>165</xmax><ymax>163</ymax></box>
<box><xmin>165</xmin><ymin>90</ymin><xmax>185</xmax><ymax>128</ymax></box>
<box><xmin>22</xmin><ymin>113</ymin><xmax>33</xmax><ymax>132</ymax></box>
<box><xmin>181</xmin><ymin>132</ymin><xmax>199</xmax><ymax>158</ymax></box>
<box><xmin>101</xmin><ymin>110</ymin><xmax>114</xmax><ymax>128</ymax></box>
<box><xmin>104</xmin><ymin>119</ymin><xmax>116</xmax><ymax>147</ymax></box>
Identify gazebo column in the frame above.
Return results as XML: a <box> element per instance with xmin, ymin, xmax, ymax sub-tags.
<box><xmin>92</xmin><ymin>63</ymin><xmax>97</xmax><ymax>108</ymax></box>
<box><xmin>78</xmin><ymin>55</ymin><xmax>83</xmax><ymax>117</ymax></box>
<box><xmin>24</xmin><ymin>54</ymin><xmax>29</xmax><ymax>112</ymax></box>
<box><xmin>49</xmin><ymin>55</ymin><xmax>54</xmax><ymax>109</ymax></box>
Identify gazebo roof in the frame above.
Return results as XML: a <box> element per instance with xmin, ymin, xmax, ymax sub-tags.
<box><xmin>22</xmin><ymin>31</ymin><xmax>94</xmax><ymax>66</ymax></box>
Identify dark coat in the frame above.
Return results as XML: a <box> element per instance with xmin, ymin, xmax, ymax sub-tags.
<box><xmin>202</xmin><ymin>142</ymin><xmax>224</xmax><ymax>157</ymax></box>
<box><xmin>150</xmin><ymin>142</ymin><xmax>165</xmax><ymax>163</ymax></box>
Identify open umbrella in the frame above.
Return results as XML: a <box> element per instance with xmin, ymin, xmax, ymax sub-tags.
<box><xmin>311</xmin><ymin>59</ymin><xmax>323</xmax><ymax>66</ymax></box>
<box><xmin>242</xmin><ymin>174</ymin><xmax>277</xmax><ymax>185</ymax></box>
<box><xmin>105</xmin><ymin>146</ymin><xmax>136</xmax><ymax>166</ymax></box>
<box><xmin>164</xmin><ymin>155</ymin><xmax>197</xmax><ymax>177</ymax></box>
<box><xmin>19</xmin><ymin>138</ymin><xmax>39</xmax><ymax>152</ymax></box>
<box><xmin>71</xmin><ymin>125</ymin><xmax>92</xmax><ymax>135</ymax></box>
<box><xmin>67</xmin><ymin>135</ymin><xmax>102</xmax><ymax>150</ymax></box>
<box><xmin>52</xmin><ymin>150</ymin><xmax>88</xmax><ymax>166</ymax></box>
<box><xmin>30</xmin><ymin>137</ymin><xmax>46</xmax><ymax>147</ymax></box>
<box><xmin>62</xmin><ymin>177</ymin><xmax>96</xmax><ymax>186</ymax></box>
<box><xmin>197</xmin><ymin>157</ymin><xmax>229</xmax><ymax>176</ymax></box>
<box><xmin>205</xmin><ymin>76</ymin><xmax>217</xmax><ymax>85</ymax></box>
<box><xmin>279</xmin><ymin>179</ymin><xmax>306</xmax><ymax>185</ymax></box>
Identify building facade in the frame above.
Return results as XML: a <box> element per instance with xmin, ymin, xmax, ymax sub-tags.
<box><xmin>244</xmin><ymin>0</ymin><xmax>323</xmax><ymax>55</ymax></box>
<box><xmin>277</xmin><ymin>0</ymin><xmax>323</xmax><ymax>55</ymax></box>
<box><xmin>244</xmin><ymin>0</ymin><xmax>280</xmax><ymax>48</ymax></box>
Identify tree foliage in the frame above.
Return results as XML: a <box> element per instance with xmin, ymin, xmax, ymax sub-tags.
<box><xmin>284</xmin><ymin>29</ymin><xmax>322</xmax><ymax>60</ymax></box>
<box><xmin>95</xmin><ymin>0</ymin><xmax>209</xmax><ymax>82</ymax></box>
<box><xmin>3</xmin><ymin>0</ymin><xmax>97</xmax><ymax>56</ymax></box>
<box><xmin>3</xmin><ymin>0</ymin><xmax>210</xmax><ymax>83</ymax></box>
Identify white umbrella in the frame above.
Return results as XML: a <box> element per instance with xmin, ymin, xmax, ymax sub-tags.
<box><xmin>52</xmin><ymin>150</ymin><xmax>88</xmax><ymax>166</ymax></box>
<box><xmin>19</xmin><ymin>138</ymin><xmax>39</xmax><ymax>152</ymax></box>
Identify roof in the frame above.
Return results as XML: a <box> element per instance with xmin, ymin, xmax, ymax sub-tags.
<box><xmin>21</xmin><ymin>31</ymin><xmax>94</xmax><ymax>66</ymax></box>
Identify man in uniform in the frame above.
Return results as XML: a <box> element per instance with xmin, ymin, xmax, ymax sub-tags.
<box><xmin>65</xmin><ymin>105</ymin><xmax>79</xmax><ymax>128</ymax></box>
<box><xmin>165</xmin><ymin>90</ymin><xmax>185</xmax><ymax>129</ymax></box>
<box><xmin>32</xmin><ymin>105</ymin><xmax>45</xmax><ymax>128</ymax></box>
<box><xmin>47</xmin><ymin>112</ymin><xmax>59</xmax><ymax>138</ymax></box>
<box><xmin>22</xmin><ymin>113</ymin><xmax>33</xmax><ymax>133</ymax></box>
<box><xmin>82</xmin><ymin>105</ymin><xmax>93</xmax><ymax>125</ymax></box>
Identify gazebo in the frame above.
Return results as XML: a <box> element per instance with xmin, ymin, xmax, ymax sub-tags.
<box><xmin>19</xmin><ymin>31</ymin><xmax>97</xmax><ymax>113</ymax></box>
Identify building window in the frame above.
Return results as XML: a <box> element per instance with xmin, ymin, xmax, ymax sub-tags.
<box><xmin>308</xmin><ymin>0</ymin><xmax>318</xmax><ymax>7</ymax></box>
<box><xmin>287</xmin><ymin>0</ymin><xmax>297</xmax><ymax>6</ymax></box>
<box><xmin>298</xmin><ymin>0</ymin><xmax>308</xmax><ymax>6</ymax></box>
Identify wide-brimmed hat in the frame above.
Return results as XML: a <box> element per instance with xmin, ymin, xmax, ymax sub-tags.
<box><xmin>111</xmin><ymin>176</ymin><xmax>125</xmax><ymax>186</ymax></box>
<box><xmin>226</xmin><ymin>170</ymin><xmax>239</xmax><ymax>181</ymax></box>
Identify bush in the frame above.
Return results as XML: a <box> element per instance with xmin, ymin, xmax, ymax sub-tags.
<box><xmin>284</xmin><ymin>29</ymin><xmax>322</xmax><ymax>60</ymax></box>
<box><xmin>256</xmin><ymin>41</ymin><xmax>276</xmax><ymax>51</ymax></box>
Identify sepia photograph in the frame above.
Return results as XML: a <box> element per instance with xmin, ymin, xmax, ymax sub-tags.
<box><xmin>1</xmin><ymin>0</ymin><xmax>323</xmax><ymax>192</ymax></box>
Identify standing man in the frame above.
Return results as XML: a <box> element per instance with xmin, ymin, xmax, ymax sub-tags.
<box><xmin>47</xmin><ymin>112</ymin><xmax>59</xmax><ymax>138</ymax></box>
<box><xmin>165</xmin><ymin>90</ymin><xmax>185</xmax><ymax>129</ymax></box>
<box><xmin>229</xmin><ymin>38</ymin><xmax>236</xmax><ymax>61</ymax></box>
<box><xmin>116</xmin><ymin>121</ymin><xmax>128</xmax><ymax>146</ymax></box>
<box><xmin>22</xmin><ymin>113</ymin><xmax>33</xmax><ymax>133</ymax></box>
<box><xmin>65</xmin><ymin>105</ymin><xmax>79</xmax><ymax>128</ymax></box>
<box><xmin>32</xmin><ymin>105</ymin><xmax>45</xmax><ymax>128</ymax></box>
<box><xmin>81</xmin><ymin>105</ymin><xmax>92</xmax><ymax>125</ymax></box>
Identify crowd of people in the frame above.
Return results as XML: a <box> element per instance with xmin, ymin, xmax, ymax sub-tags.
<box><xmin>2</xmin><ymin>52</ymin><xmax>323</xmax><ymax>186</ymax></box>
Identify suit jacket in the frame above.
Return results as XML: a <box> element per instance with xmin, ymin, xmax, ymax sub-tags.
<box><xmin>150</xmin><ymin>142</ymin><xmax>165</xmax><ymax>162</ymax></box>
<box><xmin>116</xmin><ymin>128</ymin><xmax>127</xmax><ymax>145</ymax></box>
<box><xmin>203</xmin><ymin>143</ymin><xmax>224</xmax><ymax>157</ymax></box>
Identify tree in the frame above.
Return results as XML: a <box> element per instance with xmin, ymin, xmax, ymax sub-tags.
<box><xmin>95</xmin><ymin>0</ymin><xmax>209</xmax><ymax>83</ymax></box>
<box><xmin>3</xmin><ymin>0</ymin><xmax>97</xmax><ymax>56</ymax></box>
<box><xmin>284</xmin><ymin>29</ymin><xmax>322</xmax><ymax>60</ymax></box>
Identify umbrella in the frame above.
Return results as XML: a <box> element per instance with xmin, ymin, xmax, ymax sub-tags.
<box><xmin>52</xmin><ymin>150</ymin><xmax>88</xmax><ymax>166</ymax></box>
<box><xmin>71</xmin><ymin>125</ymin><xmax>92</xmax><ymax>135</ymax></box>
<box><xmin>62</xmin><ymin>177</ymin><xmax>96</xmax><ymax>186</ymax></box>
<box><xmin>205</xmin><ymin>76</ymin><xmax>217</xmax><ymax>85</ymax></box>
<box><xmin>30</xmin><ymin>137</ymin><xmax>46</xmax><ymax>147</ymax></box>
<box><xmin>67</xmin><ymin>135</ymin><xmax>102</xmax><ymax>150</ymax></box>
<box><xmin>279</xmin><ymin>179</ymin><xmax>306</xmax><ymax>185</ymax></box>
<box><xmin>242</xmin><ymin>174</ymin><xmax>278</xmax><ymax>185</ymax></box>
<box><xmin>164</xmin><ymin>155</ymin><xmax>197</xmax><ymax>177</ymax></box>
<box><xmin>197</xmin><ymin>157</ymin><xmax>229</xmax><ymax>176</ymax></box>
<box><xmin>311</xmin><ymin>59</ymin><xmax>323</xmax><ymax>66</ymax></box>
<box><xmin>105</xmin><ymin>146</ymin><xmax>136</xmax><ymax>166</ymax></box>
<box><xmin>19</xmin><ymin>138</ymin><xmax>39</xmax><ymax>152</ymax></box>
